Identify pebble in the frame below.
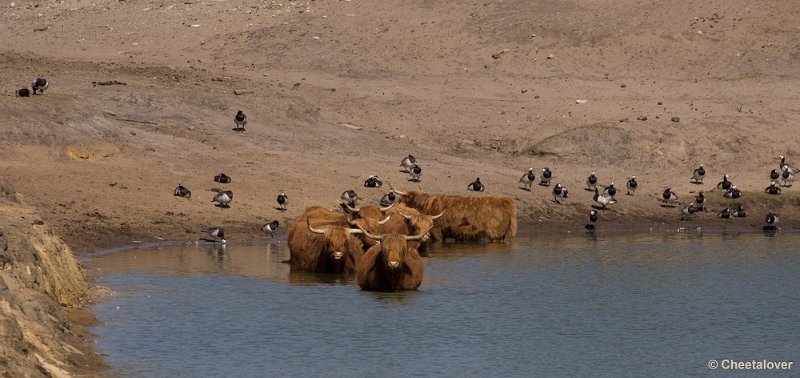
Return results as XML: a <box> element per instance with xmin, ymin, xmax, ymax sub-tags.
<box><xmin>491</xmin><ymin>52</ymin><xmax>501</xmax><ymax>59</ymax></box>
<box><xmin>575</xmin><ymin>99</ymin><xmax>587</xmax><ymax>104</ymax></box>
<box><xmin>546</xmin><ymin>54</ymin><xmax>554</xmax><ymax>59</ymax></box>
<box><xmin>697</xmin><ymin>30</ymin><xmax>703</xmax><ymax>35</ymax></box>
<box><xmin>671</xmin><ymin>117</ymin><xmax>681</xmax><ymax>122</ymax></box>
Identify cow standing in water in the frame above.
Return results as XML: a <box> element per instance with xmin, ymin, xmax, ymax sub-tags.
<box><xmin>356</xmin><ymin>226</ymin><xmax>431</xmax><ymax>292</ymax></box>
<box><xmin>287</xmin><ymin>217</ymin><xmax>364</xmax><ymax>274</ymax></box>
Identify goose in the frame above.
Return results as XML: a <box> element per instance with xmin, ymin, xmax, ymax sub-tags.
<box><xmin>380</xmin><ymin>191</ymin><xmax>397</xmax><ymax>207</ymax></box>
<box><xmin>16</xmin><ymin>87</ymin><xmax>30</xmax><ymax>97</ymax></box>
<box><xmin>341</xmin><ymin>190</ymin><xmax>358</xmax><ymax>207</ymax></box>
<box><xmin>770</xmin><ymin>169</ymin><xmax>780</xmax><ymax>181</ymax></box>
<box><xmin>662</xmin><ymin>188</ymin><xmax>678</xmax><ymax>207</ymax></box>
<box><xmin>593</xmin><ymin>187</ymin><xmax>616</xmax><ymax>210</ymax></box>
<box><xmin>32</xmin><ymin>78</ymin><xmax>48</xmax><ymax>94</ymax></box>
<box><xmin>716</xmin><ymin>174</ymin><xmax>732</xmax><ymax>190</ymax></box>
<box><xmin>723</xmin><ymin>185</ymin><xmax>742</xmax><ymax>199</ymax></box>
<box><xmin>214</xmin><ymin>173</ymin><xmax>231</xmax><ymax>184</ymax></box>
<box><xmin>763</xmin><ymin>212</ymin><xmax>779</xmax><ymax>231</ymax></box>
<box><xmin>603</xmin><ymin>182</ymin><xmax>617</xmax><ymax>199</ymax></box>
<box><xmin>202</xmin><ymin>227</ymin><xmax>226</xmax><ymax>243</ymax></box>
<box><xmin>519</xmin><ymin>168</ymin><xmax>535</xmax><ymax>190</ymax></box>
<box><xmin>717</xmin><ymin>208</ymin><xmax>732</xmax><ymax>219</ymax></box>
<box><xmin>276</xmin><ymin>192</ymin><xmax>288</xmax><ymax>211</ymax></box>
<box><xmin>467</xmin><ymin>178</ymin><xmax>484</xmax><ymax>192</ymax></box>
<box><xmin>363</xmin><ymin>175</ymin><xmax>383</xmax><ymax>188</ymax></box>
<box><xmin>539</xmin><ymin>167</ymin><xmax>553</xmax><ymax>186</ymax></box>
<box><xmin>585</xmin><ymin>210</ymin><xmax>598</xmax><ymax>231</ymax></box>
<box><xmin>691</xmin><ymin>164</ymin><xmax>705</xmax><ymax>184</ymax></box>
<box><xmin>173</xmin><ymin>184</ymin><xmax>192</xmax><ymax>199</ymax></box>
<box><xmin>552</xmin><ymin>183</ymin><xmax>568</xmax><ymax>204</ymax></box>
<box><xmin>409</xmin><ymin>164</ymin><xmax>422</xmax><ymax>182</ymax></box>
<box><xmin>234</xmin><ymin>110</ymin><xmax>247</xmax><ymax>131</ymax></box>
<box><xmin>211</xmin><ymin>188</ymin><xmax>233</xmax><ymax>207</ymax></box>
<box><xmin>694</xmin><ymin>191</ymin><xmax>705</xmax><ymax>212</ymax></box>
<box><xmin>764</xmin><ymin>182</ymin><xmax>781</xmax><ymax>195</ymax></box>
<box><xmin>681</xmin><ymin>202</ymin><xmax>699</xmax><ymax>220</ymax></box>
<box><xmin>779</xmin><ymin>155</ymin><xmax>800</xmax><ymax>174</ymax></box>
<box><xmin>400</xmin><ymin>155</ymin><xmax>416</xmax><ymax>172</ymax></box>
<box><xmin>732</xmin><ymin>204</ymin><xmax>747</xmax><ymax>218</ymax></box>
<box><xmin>781</xmin><ymin>165</ymin><xmax>795</xmax><ymax>187</ymax></box>
<box><xmin>261</xmin><ymin>220</ymin><xmax>280</xmax><ymax>238</ymax></box>
<box><xmin>626</xmin><ymin>176</ymin><xmax>638</xmax><ymax>195</ymax></box>
<box><xmin>586</xmin><ymin>172</ymin><xmax>598</xmax><ymax>191</ymax></box>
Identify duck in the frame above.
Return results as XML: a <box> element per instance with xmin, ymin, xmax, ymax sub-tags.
<box><xmin>276</xmin><ymin>192</ymin><xmax>288</xmax><ymax>211</ymax></box>
<box><xmin>234</xmin><ymin>110</ymin><xmax>247</xmax><ymax>132</ymax></box>
<box><xmin>770</xmin><ymin>169</ymin><xmax>780</xmax><ymax>182</ymax></box>
<box><xmin>593</xmin><ymin>187</ymin><xmax>617</xmax><ymax>210</ymax></box>
<box><xmin>32</xmin><ymin>78</ymin><xmax>48</xmax><ymax>94</ymax></box>
<box><xmin>694</xmin><ymin>191</ymin><xmax>705</xmax><ymax>212</ymax></box>
<box><xmin>732</xmin><ymin>204</ymin><xmax>747</xmax><ymax>218</ymax></box>
<box><xmin>585</xmin><ymin>172</ymin><xmax>598</xmax><ymax>191</ymax></box>
<box><xmin>603</xmin><ymin>182</ymin><xmax>617</xmax><ymax>199</ymax></box>
<box><xmin>467</xmin><ymin>178</ymin><xmax>484</xmax><ymax>192</ymax></box>
<box><xmin>763</xmin><ymin>212</ymin><xmax>779</xmax><ymax>231</ymax></box>
<box><xmin>764</xmin><ymin>182</ymin><xmax>781</xmax><ymax>195</ymax></box>
<box><xmin>400</xmin><ymin>155</ymin><xmax>416</xmax><ymax>172</ymax></box>
<box><xmin>626</xmin><ymin>176</ymin><xmax>638</xmax><ymax>195</ymax></box>
<box><xmin>781</xmin><ymin>165</ymin><xmax>795</xmax><ymax>187</ymax></box>
<box><xmin>723</xmin><ymin>185</ymin><xmax>742</xmax><ymax>199</ymax></box>
<box><xmin>519</xmin><ymin>168</ymin><xmax>535</xmax><ymax>191</ymax></box>
<box><xmin>380</xmin><ymin>191</ymin><xmax>397</xmax><ymax>207</ymax></box>
<box><xmin>202</xmin><ymin>227</ymin><xmax>226</xmax><ymax>244</ymax></box>
<box><xmin>585</xmin><ymin>210</ymin><xmax>598</xmax><ymax>231</ymax></box>
<box><xmin>716</xmin><ymin>174</ymin><xmax>732</xmax><ymax>190</ymax></box>
<box><xmin>681</xmin><ymin>202</ymin><xmax>699</xmax><ymax>220</ymax></box>
<box><xmin>779</xmin><ymin>155</ymin><xmax>800</xmax><ymax>174</ymax></box>
<box><xmin>341</xmin><ymin>190</ymin><xmax>358</xmax><ymax>207</ymax></box>
<box><xmin>409</xmin><ymin>164</ymin><xmax>422</xmax><ymax>182</ymax></box>
<box><xmin>539</xmin><ymin>167</ymin><xmax>553</xmax><ymax>186</ymax></box>
<box><xmin>261</xmin><ymin>220</ymin><xmax>280</xmax><ymax>238</ymax></box>
<box><xmin>552</xmin><ymin>183</ymin><xmax>568</xmax><ymax>204</ymax></box>
<box><xmin>211</xmin><ymin>189</ymin><xmax>233</xmax><ymax>207</ymax></box>
<box><xmin>363</xmin><ymin>175</ymin><xmax>383</xmax><ymax>188</ymax></box>
<box><xmin>717</xmin><ymin>208</ymin><xmax>732</xmax><ymax>219</ymax></box>
<box><xmin>16</xmin><ymin>87</ymin><xmax>30</xmax><ymax>97</ymax></box>
<box><xmin>173</xmin><ymin>184</ymin><xmax>192</xmax><ymax>199</ymax></box>
<box><xmin>662</xmin><ymin>188</ymin><xmax>678</xmax><ymax>207</ymax></box>
<box><xmin>214</xmin><ymin>173</ymin><xmax>232</xmax><ymax>184</ymax></box>
<box><xmin>691</xmin><ymin>164</ymin><xmax>706</xmax><ymax>184</ymax></box>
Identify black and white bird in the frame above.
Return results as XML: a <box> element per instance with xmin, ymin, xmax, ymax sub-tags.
<box><xmin>341</xmin><ymin>190</ymin><xmax>358</xmax><ymax>207</ymax></box>
<box><xmin>717</xmin><ymin>208</ymin><xmax>732</xmax><ymax>220</ymax></box>
<box><xmin>716</xmin><ymin>174</ymin><xmax>732</xmax><ymax>190</ymax></box>
<box><xmin>400</xmin><ymin>155</ymin><xmax>417</xmax><ymax>172</ymax></box>
<box><xmin>593</xmin><ymin>187</ymin><xmax>617</xmax><ymax>210</ymax></box>
<box><xmin>214</xmin><ymin>173</ymin><xmax>231</xmax><ymax>184</ymax></box>
<box><xmin>770</xmin><ymin>169</ymin><xmax>780</xmax><ymax>182</ymax></box>
<box><xmin>779</xmin><ymin>155</ymin><xmax>800</xmax><ymax>174</ymax></box>
<box><xmin>763</xmin><ymin>212</ymin><xmax>779</xmax><ymax>231</ymax></box>
<box><xmin>409</xmin><ymin>164</ymin><xmax>423</xmax><ymax>182</ymax></box>
<box><xmin>467</xmin><ymin>178</ymin><xmax>484</xmax><ymax>192</ymax></box>
<box><xmin>234</xmin><ymin>110</ymin><xmax>247</xmax><ymax>132</ymax></box>
<box><xmin>203</xmin><ymin>227</ymin><xmax>226</xmax><ymax>243</ymax></box>
<box><xmin>603</xmin><ymin>182</ymin><xmax>617</xmax><ymax>199</ymax></box>
<box><xmin>519</xmin><ymin>168</ymin><xmax>535</xmax><ymax>191</ymax></box>
<box><xmin>363</xmin><ymin>175</ymin><xmax>383</xmax><ymax>188</ymax></box>
<box><xmin>723</xmin><ymin>185</ymin><xmax>742</xmax><ymax>199</ymax></box>
<box><xmin>681</xmin><ymin>202</ymin><xmax>699</xmax><ymax>220</ymax></box>
<box><xmin>276</xmin><ymin>192</ymin><xmax>288</xmax><ymax>211</ymax></box>
<box><xmin>261</xmin><ymin>220</ymin><xmax>280</xmax><ymax>238</ymax></box>
<box><xmin>539</xmin><ymin>167</ymin><xmax>553</xmax><ymax>186</ymax></box>
<box><xmin>585</xmin><ymin>210</ymin><xmax>598</xmax><ymax>231</ymax></box>
<box><xmin>691</xmin><ymin>164</ymin><xmax>706</xmax><ymax>184</ymax></box>
<box><xmin>694</xmin><ymin>191</ymin><xmax>705</xmax><ymax>212</ymax></box>
<box><xmin>16</xmin><ymin>87</ymin><xmax>30</xmax><ymax>97</ymax></box>
<box><xmin>32</xmin><ymin>78</ymin><xmax>48</xmax><ymax>94</ymax></box>
<box><xmin>552</xmin><ymin>183</ymin><xmax>568</xmax><ymax>204</ymax></box>
<box><xmin>764</xmin><ymin>182</ymin><xmax>781</xmax><ymax>195</ymax></box>
<box><xmin>626</xmin><ymin>176</ymin><xmax>638</xmax><ymax>195</ymax></box>
<box><xmin>781</xmin><ymin>165</ymin><xmax>795</xmax><ymax>187</ymax></box>
<box><xmin>586</xmin><ymin>172</ymin><xmax>598</xmax><ymax>191</ymax></box>
<box><xmin>662</xmin><ymin>188</ymin><xmax>678</xmax><ymax>207</ymax></box>
<box><xmin>380</xmin><ymin>191</ymin><xmax>397</xmax><ymax>207</ymax></box>
<box><xmin>211</xmin><ymin>188</ymin><xmax>233</xmax><ymax>207</ymax></box>
<box><xmin>173</xmin><ymin>184</ymin><xmax>192</xmax><ymax>199</ymax></box>
<box><xmin>732</xmin><ymin>204</ymin><xmax>747</xmax><ymax>218</ymax></box>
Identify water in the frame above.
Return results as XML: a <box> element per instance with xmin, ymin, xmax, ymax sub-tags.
<box><xmin>88</xmin><ymin>233</ymin><xmax>800</xmax><ymax>377</ymax></box>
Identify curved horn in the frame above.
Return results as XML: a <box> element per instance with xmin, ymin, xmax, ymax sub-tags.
<box><xmin>343</xmin><ymin>201</ymin><xmax>361</xmax><ymax>213</ymax></box>
<box><xmin>345</xmin><ymin>212</ymin><xmax>357</xmax><ymax>226</ymax></box>
<box><xmin>430</xmin><ymin>210</ymin><xmax>445</xmax><ymax>220</ymax></box>
<box><xmin>392</xmin><ymin>188</ymin><xmax>408</xmax><ymax>196</ymax></box>
<box><xmin>307</xmin><ymin>217</ymin><xmax>326</xmax><ymax>234</ymax></box>
<box><xmin>405</xmin><ymin>225</ymin><xmax>433</xmax><ymax>241</ymax></box>
<box><xmin>355</xmin><ymin>224</ymin><xmax>383</xmax><ymax>240</ymax></box>
<box><xmin>397</xmin><ymin>210</ymin><xmax>412</xmax><ymax>220</ymax></box>
<box><xmin>377</xmin><ymin>214</ymin><xmax>392</xmax><ymax>225</ymax></box>
<box><xmin>347</xmin><ymin>228</ymin><xmax>364</xmax><ymax>235</ymax></box>
<box><xmin>379</xmin><ymin>200</ymin><xmax>396</xmax><ymax>212</ymax></box>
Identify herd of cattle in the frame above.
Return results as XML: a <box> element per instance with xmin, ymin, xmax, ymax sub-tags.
<box><xmin>287</xmin><ymin>188</ymin><xmax>517</xmax><ymax>292</ymax></box>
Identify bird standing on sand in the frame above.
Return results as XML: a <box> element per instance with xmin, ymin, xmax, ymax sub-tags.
<box><xmin>214</xmin><ymin>173</ymin><xmax>231</xmax><ymax>184</ymax></box>
<box><xmin>400</xmin><ymin>155</ymin><xmax>416</xmax><ymax>172</ymax></box>
<box><xmin>341</xmin><ymin>190</ymin><xmax>358</xmax><ymax>207</ymax></box>
<box><xmin>593</xmin><ymin>187</ymin><xmax>616</xmax><ymax>210</ymax></box>
<box><xmin>261</xmin><ymin>221</ymin><xmax>279</xmax><ymax>238</ymax></box>
<box><xmin>467</xmin><ymin>178</ymin><xmax>484</xmax><ymax>192</ymax></box>
<box><xmin>32</xmin><ymin>78</ymin><xmax>48</xmax><ymax>94</ymax></box>
<box><xmin>718</xmin><ymin>208</ymin><xmax>732</xmax><ymax>219</ymax></box>
<box><xmin>770</xmin><ymin>169</ymin><xmax>780</xmax><ymax>182</ymax></box>
<box><xmin>380</xmin><ymin>191</ymin><xmax>397</xmax><ymax>207</ymax></box>
<box><xmin>781</xmin><ymin>165</ymin><xmax>795</xmax><ymax>187</ymax></box>
<box><xmin>203</xmin><ymin>227</ymin><xmax>226</xmax><ymax>243</ymax></box>
<box><xmin>540</xmin><ymin>168</ymin><xmax>553</xmax><ymax>186</ymax></box>
<box><xmin>409</xmin><ymin>164</ymin><xmax>423</xmax><ymax>182</ymax></box>
<box><xmin>723</xmin><ymin>185</ymin><xmax>742</xmax><ymax>199</ymax></box>
<box><xmin>586</xmin><ymin>172</ymin><xmax>598</xmax><ymax>191</ymax></box>
<box><xmin>763</xmin><ymin>212</ymin><xmax>779</xmax><ymax>231</ymax></box>
<box><xmin>277</xmin><ymin>192</ymin><xmax>288</xmax><ymax>211</ymax></box>
<box><xmin>211</xmin><ymin>189</ymin><xmax>233</xmax><ymax>207</ymax></box>
<box><xmin>16</xmin><ymin>87</ymin><xmax>30</xmax><ymax>97</ymax></box>
<box><xmin>681</xmin><ymin>202</ymin><xmax>699</xmax><ymax>220</ymax></box>
<box><xmin>603</xmin><ymin>182</ymin><xmax>617</xmax><ymax>200</ymax></box>
<box><xmin>364</xmin><ymin>175</ymin><xmax>383</xmax><ymax>188</ymax></box>
<box><xmin>662</xmin><ymin>188</ymin><xmax>678</xmax><ymax>207</ymax></box>
<box><xmin>691</xmin><ymin>164</ymin><xmax>706</xmax><ymax>184</ymax></box>
<box><xmin>716</xmin><ymin>174</ymin><xmax>732</xmax><ymax>190</ymax></box>
<box><xmin>519</xmin><ymin>168</ymin><xmax>535</xmax><ymax>190</ymax></box>
<box><xmin>173</xmin><ymin>184</ymin><xmax>192</xmax><ymax>199</ymax></box>
<box><xmin>585</xmin><ymin>210</ymin><xmax>598</xmax><ymax>231</ymax></box>
<box><xmin>694</xmin><ymin>191</ymin><xmax>705</xmax><ymax>212</ymax></box>
<box><xmin>732</xmin><ymin>204</ymin><xmax>747</xmax><ymax>217</ymax></box>
<box><xmin>765</xmin><ymin>182</ymin><xmax>781</xmax><ymax>195</ymax></box>
<box><xmin>234</xmin><ymin>110</ymin><xmax>247</xmax><ymax>132</ymax></box>
<box><xmin>779</xmin><ymin>155</ymin><xmax>800</xmax><ymax>174</ymax></box>
<box><xmin>552</xmin><ymin>183</ymin><xmax>568</xmax><ymax>204</ymax></box>
<box><xmin>626</xmin><ymin>176</ymin><xmax>638</xmax><ymax>195</ymax></box>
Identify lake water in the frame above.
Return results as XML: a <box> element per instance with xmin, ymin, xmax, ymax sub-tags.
<box><xmin>87</xmin><ymin>233</ymin><xmax>800</xmax><ymax>377</ymax></box>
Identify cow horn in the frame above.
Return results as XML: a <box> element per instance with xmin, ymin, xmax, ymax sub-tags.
<box><xmin>392</xmin><ymin>189</ymin><xmax>408</xmax><ymax>196</ymax></box>
<box><xmin>379</xmin><ymin>201</ymin><xmax>396</xmax><ymax>212</ymax></box>
<box><xmin>355</xmin><ymin>224</ymin><xmax>383</xmax><ymax>240</ymax></box>
<box><xmin>397</xmin><ymin>210</ymin><xmax>412</xmax><ymax>220</ymax></box>
<box><xmin>342</xmin><ymin>201</ymin><xmax>361</xmax><ymax>213</ymax></box>
<box><xmin>405</xmin><ymin>225</ymin><xmax>433</xmax><ymax>241</ymax></box>
<box><xmin>431</xmin><ymin>210</ymin><xmax>445</xmax><ymax>220</ymax></box>
<box><xmin>347</xmin><ymin>228</ymin><xmax>364</xmax><ymax>235</ymax></box>
<box><xmin>307</xmin><ymin>217</ymin><xmax>326</xmax><ymax>234</ymax></box>
<box><xmin>377</xmin><ymin>214</ymin><xmax>392</xmax><ymax>225</ymax></box>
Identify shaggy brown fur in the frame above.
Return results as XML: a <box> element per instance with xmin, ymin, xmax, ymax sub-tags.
<box><xmin>395</xmin><ymin>190</ymin><xmax>517</xmax><ymax>242</ymax></box>
<box><xmin>287</xmin><ymin>207</ymin><xmax>364</xmax><ymax>273</ymax></box>
<box><xmin>288</xmin><ymin>206</ymin><xmax>382</xmax><ymax>256</ymax></box>
<box><xmin>357</xmin><ymin>234</ymin><xmax>423</xmax><ymax>292</ymax></box>
<box><xmin>381</xmin><ymin>203</ymin><xmax>438</xmax><ymax>253</ymax></box>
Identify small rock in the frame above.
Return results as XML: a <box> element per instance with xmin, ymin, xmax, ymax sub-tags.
<box><xmin>575</xmin><ymin>99</ymin><xmax>588</xmax><ymax>104</ymax></box>
<box><xmin>399</xmin><ymin>134</ymin><xmax>407</xmax><ymax>139</ymax></box>
<box><xmin>521</xmin><ymin>89</ymin><xmax>528</xmax><ymax>93</ymax></box>
<box><xmin>32</xmin><ymin>219</ymin><xmax>44</xmax><ymax>225</ymax></box>
<box><xmin>190</xmin><ymin>24</ymin><xmax>201</xmax><ymax>28</ymax></box>
<box><xmin>696</xmin><ymin>30</ymin><xmax>703</xmax><ymax>35</ymax></box>
<box><xmin>671</xmin><ymin>117</ymin><xmax>681</xmax><ymax>122</ymax></box>
<box><xmin>233</xmin><ymin>89</ymin><xmax>254</xmax><ymax>95</ymax></box>
<box><xmin>462</xmin><ymin>139</ymin><xmax>475</xmax><ymax>145</ymax></box>
<box><xmin>491</xmin><ymin>52</ymin><xmax>501</xmax><ymax>59</ymax></box>
<box><xmin>637</xmin><ymin>116</ymin><xmax>648</xmax><ymax>121</ymax></box>
<box><xmin>534</xmin><ymin>95</ymin><xmax>540</xmax><ymax>99</ymax></box>
<box><xmin>620</xmin><ymin>83</ymin><xmax>627</xmax><ymax>88</ymax></box>
<box><xmin>658</xmin><ymin>101</ymin><xmax>663</xmax><ymax>105</ymax></box>
<box><xmin>546</xmin><ymin>54</ymin><xmax>554</xmax><ymax>59</ymax></box>
<box><xmin>530</xmin><ymin>34</ymin><xmax>536</xmax><ymax>37</ymax></box>
<box><xmin>187</xmin><ymin>126</ymin><xmax>196</xmax><ymax>131</ymax></box>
